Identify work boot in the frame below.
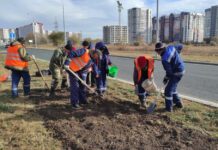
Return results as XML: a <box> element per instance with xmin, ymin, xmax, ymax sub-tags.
<box><xmin>166</xmin><ymin>109</ymin><xmax>173</xmax><ymax>112</ymax></box>
<box><xmin>140</xmin><ymin>99</ymin><xmax>146</xmax><ymax>108</ymax></box>
<box><xmin>49</xmin><ymin>90</ymin><xmax>57</xmax><ymax>97</ymax></box>
<box><xmin>61</xmin><ymin>80</ymin><xmax>68</xmax><ymax>89</ymax></box>
<box><xmin>175</xmin><ymin>102</ymin><xmax>183</xmax><ymax>109</ymax></box>
<box><xmin>72</xmin><ymin>104</ymin><xmax>81</xmax><ymax>109</ymax></box>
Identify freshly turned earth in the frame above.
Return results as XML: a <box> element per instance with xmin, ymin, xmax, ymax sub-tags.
<box><xmin>29</xmin><ymin>89</ymin><xmax>218</xmax><ymax>150</ymax></box>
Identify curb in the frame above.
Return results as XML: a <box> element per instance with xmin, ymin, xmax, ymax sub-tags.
<box><xmin>109</xmin><ymin>77</ymin><xmax>218</xmax><ymax>108</ymax></box>
<box><xmin>110</xmin><ymin>55</ymin><xmax>218</xmax><ymax>66</ymax></box>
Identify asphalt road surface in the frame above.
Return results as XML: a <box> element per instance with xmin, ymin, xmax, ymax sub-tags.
<box><xmin>21</xmin><ymin>48</ymin><xmax>217</xmax><ymax>103</ymax></box>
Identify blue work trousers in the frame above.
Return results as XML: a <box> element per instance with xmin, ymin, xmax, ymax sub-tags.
<box><xmin>69</xmin><ymin>71</ymin><xmax>88</xmax><ymax>105</ymax></box>
<box><xmin>164</xmin><ymin>75</ymin><xmax>183</xmax><ymax>110</ymax></box>
<box><xmin>96</xmin><ymin>72</ymin><xmax>107</xmax><ymax>94</ymax></box>
<box><xmin>11</xmin><ymin>70</ymin><xmax>31</xmax><ymax>98</ymax></box>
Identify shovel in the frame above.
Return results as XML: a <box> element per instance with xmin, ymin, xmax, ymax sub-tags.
<box><xmin>147</xmin><ymin>84</ymin><xmax>165</xmax><ymax>114</ymax></box>
<box><xmin>67</xmin><ymin>68</ymin><xmax>98</xmax><ymax>95</ymax></box>
<box><xmin>32</xmin><ymin>58</ymin><xmax>50</xmax><ymax>91</ymax></box>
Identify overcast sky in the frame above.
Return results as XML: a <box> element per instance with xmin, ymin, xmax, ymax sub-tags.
<box><xmin>0</xmin><ymin>0</ymin><xmax>217</xmax><ymax>39</ymax></box>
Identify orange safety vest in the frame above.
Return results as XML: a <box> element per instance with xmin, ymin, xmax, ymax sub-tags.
<box><xmin>5</xmin><ymin>45</ymin><xmax>28</xmax><ymax>68</ymax></box>
<box><xmin>69</xmin><ymin>49</ymin><xmax>90</xmax><ymax>72</ymax></box>
<box><xmin>134</xmin><ymin>56</ymin><xmax>154</xmax><ymax>82</ymax></box>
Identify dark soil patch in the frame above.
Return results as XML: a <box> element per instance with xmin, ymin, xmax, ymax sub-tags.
<box><xmin>29</xmin><ymin>90</ymin><xmax>218</xmax><ymax>150</ymax></box>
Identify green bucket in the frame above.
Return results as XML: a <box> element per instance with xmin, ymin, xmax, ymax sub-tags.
<box><xmin>108</xmin><ymin>66</ymin><xmax>119</xmax><ymax>78</ymax></box>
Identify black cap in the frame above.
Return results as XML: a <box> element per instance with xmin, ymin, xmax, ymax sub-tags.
<box><xmin>17</xmin><ymin>37</ymin><xmax>25</xmax><ymax>44</ymax></box>
<box><xmin>155</xmin><ymin>42</ymin><xmax>165</xmax><ymax>51</ymax></box>
<box><xmin>65</xmin><ymin>44</ymin><xmax>72</xmax><ymax>51</ymax></box>
<box><xmin>82</xmin><ymin>40</ymin><xmax>90</xmax><ymax>47</ymax></box>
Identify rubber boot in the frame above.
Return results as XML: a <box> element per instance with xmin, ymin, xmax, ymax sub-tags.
<box><xmin>140</xmin><ymin>99</ymin><xmax>146</xmax><ymax>108</ymax></box>
<box><xmin>61</xmin><ymin>79</ymin><xmax>68</xmax><ymax>89</ymax></box>
<box><xmin>175</xmin><ymin>102</ymin><xmax>183</xmax><ymax>109</ymax></box>
<box><xmin>49</xmin><ymin>88</ymin><xmax>56</xmax><ymax>97</ymax></box>
<box><xmin>72</xmin><ymin>104</ymin><xmax>81</xmax><ymax>109</ymax></box>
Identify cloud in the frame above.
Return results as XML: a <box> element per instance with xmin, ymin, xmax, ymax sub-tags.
<box><xmin>0</xmin><ymin>0</ymin><xmax>217</xmax><ymax>39</ymax></box>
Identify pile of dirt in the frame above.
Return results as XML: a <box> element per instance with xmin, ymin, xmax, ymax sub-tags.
<box><xmin>30</xmin><ymin>90</ymin><xmax>218</xmax><ymax>150</ymax></box>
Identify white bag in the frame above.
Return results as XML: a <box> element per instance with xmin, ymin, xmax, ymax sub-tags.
<box><xmin>142</xmin><ymin>78</ymin><xmax>157</xmax><ymax>93</ymax></box>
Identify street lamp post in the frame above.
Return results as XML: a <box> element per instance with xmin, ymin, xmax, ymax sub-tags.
<box><xmin>156</xmin><ymin>0</ymin><xmax>159</xmax><ymax>57</ymax></box>
<box><xmin>117</xmin><ymin>1</ymin><xmax>123</xmax><ymax>44</ymax></box>
<box><xmin>61</xmin><ymin>0</ymin><xmax>67</xmax><ymax>45</ymax></box>
<box><xmin>33</xmin><ymin>21</ymin><xmax>37</xmax><ymax>48</ymax></box>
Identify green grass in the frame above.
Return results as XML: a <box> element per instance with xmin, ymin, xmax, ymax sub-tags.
<box><xmin>0</xmin><ymin>54</ymin><xmax>62</xmax><ymax>149</ymax></box>
<box><xmin>107</xmin><ymin>78</ymin><xmax>218</xmax><ymax>138</ymax></box>
<box><xmin>0</xmin><ymin>103</ymin><xmax>16</xmax><ymax>113</ymax></box>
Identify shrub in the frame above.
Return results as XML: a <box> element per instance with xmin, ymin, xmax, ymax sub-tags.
<box><xmin>210</xmin><ymin>41</ymin><xmax>217</xmax><ymax>46</ymax></box>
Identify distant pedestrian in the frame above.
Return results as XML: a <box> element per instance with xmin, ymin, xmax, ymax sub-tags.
<box><xmin>5</xmin><ymin>37</ymin><xmax>34</xmax><ymax>98</ymax></box>
<box><xmin>155</xmin><ymin>42</ymin><xmax>185</xmax><ymax>112</ymax></box>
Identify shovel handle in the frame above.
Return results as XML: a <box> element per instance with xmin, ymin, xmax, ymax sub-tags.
<box><xmin>33</xmin><ymin>58</ymin><xmax>50</xmax><ymax>91</ymax></box>
<box><xmin>68</xmin><ymin>68</ymin><xmax>97</xmax><ymax>94</ymax></box>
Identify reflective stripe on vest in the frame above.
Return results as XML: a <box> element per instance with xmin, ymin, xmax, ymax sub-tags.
<box><xmin>5</xmin><ymin>45</ymin><xmax>28</xmax><ymax>68</ymax></box>
<box><xmin>69</xmin><ymin>49</ymin><xmax>90</xmax><ymax>72</ymax></box>
<box><xmin>134</xmin><ymin>56</ymin><xmax>154</xmax><ymax>83</ymax></box>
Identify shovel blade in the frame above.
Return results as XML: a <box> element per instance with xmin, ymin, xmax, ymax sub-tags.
<box><xmin>147</xmin><ymin>103</ymin><xmax>156</xmax><ymax>114</ymax></box>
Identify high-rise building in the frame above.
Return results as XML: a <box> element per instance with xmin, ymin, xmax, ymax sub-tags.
<box><xmin>204</xmin><ymin>5</ymin><xmax>218</xmax><ymax>38</ymax></box>
<box><xmin>152</xmin><ymin>17</ymin><xmax>157</xmax><ymax>42</ymax></box>
<box><xmin>181</xmin><ymin>12</ymin><xmax>204</xmax><ymax>43</ymax></box>
<box><xmin>169</xmin><ymin>13</ymin><xmax>181</xmax><ymax>42</ymax></box>
<box><xmin>103</xmin><ymin>25</ymin><xmax>128</xmax><ymax>44</ymax></box>
<box><xmin>153</xmin><ymin>12</ymin><xmax>204</xmax><ymax>43</ymax></box>
<box><xmin>159</xmin><ymin>15</ymin><xmax>170</xmax><ymax>42</ymax></box>
<box><xmin>16</xmin><ymin>22</ymin><xmax>44</xmax><ymax>39</ymax></box>
<box><xmin>128</xmin><ymin>8</ymin><xmax>152</xmax><ymax>44</ymax></box>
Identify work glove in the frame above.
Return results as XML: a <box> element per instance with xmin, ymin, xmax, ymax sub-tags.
<box><xmin>31</xmin><ymin>55</ymin><xmax>36</xmax><ymax>60</ymax></box>
<box><xmin>163</xmin><ymin>76</ymin><xmax>170</xmax><ymax>85</ymax></box>
<box><xmin>64</xmin><ymin>65</ymin><xmax>70</xmax><ymax>71</ymax></box>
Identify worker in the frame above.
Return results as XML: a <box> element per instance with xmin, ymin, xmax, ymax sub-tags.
<box><xmin>155</xmin><ymin>42</ymin><xmax>185</xmax><ymax>112</ymax></box>
<box><xmin>86</xmin><ymin>44</ymin><xmax>96</xmax><ymax>87</ymax></box>
<box><xmin>64</xmin><ymin>42</ymin><xmax>100</xmax><ymax>109</ymax></box>
<box><xmin>95</xmin><ymin>42</ymin><xmax>112</xmax><ymax>94</ymax></box>
<box><xmin>92</xmin><ymin>49</ymin><xmax>104</xmax><ymax>94</ymax></box>
<box><xmin>5</xmin><ymin>37</ymin><xmax>34</xmax><ymax>99</ymax></box>
<box><xmin>49</xmin><ymin>44</ymin><xmax>72</xmax><ymax>97</ymax></box>
<box><xmin>133</xmin><ymin>56</ymin><xmax>154</xmax><ymax>108</ymax></box>
<box><xmin>67</xmin><ymin>40</ymin><xmax>76</xmax><ymax>51</ymax></box>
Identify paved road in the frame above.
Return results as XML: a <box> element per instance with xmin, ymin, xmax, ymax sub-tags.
<box><xmin>24</xmin><ymin>48</ymin><xmax>218</xmax><ymax>103</ymax></box>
